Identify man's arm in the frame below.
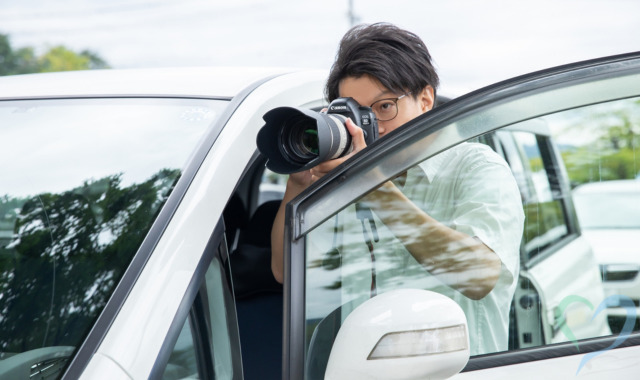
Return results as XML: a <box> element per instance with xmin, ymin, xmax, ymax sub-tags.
<box><xmin>271</xmin><ymin>173</ymin><xmax>309</xmax><ymax>284</ymax></box>
<box><xmin>362</xmin><ymin>181</ymin><xmax>501</xmax><ymax>300</ymax></box>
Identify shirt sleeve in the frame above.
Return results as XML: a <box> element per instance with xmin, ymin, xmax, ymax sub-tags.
<box><xmin>447</xmin><ymin>145</ymin><xmax>525</xmax><ymax>279</ymax></box>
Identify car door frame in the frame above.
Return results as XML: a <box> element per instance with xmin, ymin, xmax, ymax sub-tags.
<box><xmin>282</xmin><ymin>51</ymin><xmax>640</xmax><ymax>379</ymax></box>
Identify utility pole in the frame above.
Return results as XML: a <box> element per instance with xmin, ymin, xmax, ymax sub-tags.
<box><xmin>347</xmin><ymin>0</ymin><xmax>360</xmax><ymax>27</ymax></box>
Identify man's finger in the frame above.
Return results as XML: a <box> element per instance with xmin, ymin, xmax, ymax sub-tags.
<box><xmin>345</xmin><ymin>118</ymin><xmax>368</xmax><ymax>152</ymax></box>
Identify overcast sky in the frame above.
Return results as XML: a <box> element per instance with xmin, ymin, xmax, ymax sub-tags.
<box><xmin>1</xmin><ymin>0</ymin><xmax>639</xmax><ymax>95</ymax></box>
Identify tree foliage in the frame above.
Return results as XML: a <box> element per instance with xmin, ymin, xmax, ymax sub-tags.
<box><xmin>558</xmin><ymin>98</ymin><xmax>640</xmax><ymax>186</ymax></box>
<box><xmin>0</xmin><ymin>33</ymin><xmax>109</xmax><ymax>76</ymax></box>
<box><xmin>0</xmin><ymin>169</ymin><xmax>179</xmax><ymax>352</ymax></box>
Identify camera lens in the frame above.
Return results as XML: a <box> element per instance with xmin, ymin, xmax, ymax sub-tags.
<box><xmin>257</xmin><ymin>98</ymin><xmax>375</xmax><ymax>174</ymax></box>
<box><xmin>281</xmin><ymin>116</ymin><xmax>319</xmax><ymax>163</ymax></box>
<box><xmin>301</xmin><ymin>128</ymin><xmax>319</xmax><ymax>155</ymax></box>
<box><xmin>280</xmin><ymin>113</ymin><xmax>351</xmax><ymax>165</ymax></box>
<box><xmin>323</xmin><ymin>113</ymin><xmax>351</xmax><ymax>160</ymax></box>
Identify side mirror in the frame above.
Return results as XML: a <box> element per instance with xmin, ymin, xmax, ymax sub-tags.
<box><xmin>325</xmin><ymin>289</ymin><xmax>469</xmax><ymax>380</ymax></box>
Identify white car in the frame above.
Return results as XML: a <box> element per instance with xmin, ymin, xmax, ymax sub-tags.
<box><xmin>0</xmin><ymin>52</ymin><xmax>639</xmax><ymax>380</ymax></box>
<box><xmin>573</xmin><ymin>179</ymin><xmax>640</xmax><ymax>331</ymax></box>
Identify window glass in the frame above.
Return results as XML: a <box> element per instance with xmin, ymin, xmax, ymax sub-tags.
<box><xmin>163</xmin><ymin>320</ymin><xmax>199</xmax><ymax>380</ymax></box>
<box><xmin>162</xmin><ymin>243</ymin><xmax>241</xmax><ymax>380</ymax></box>
<box><xmin>573</xmin><ymin>190</ymin><xmax>640</xmax><ymax>229</ymax></box>
<box><xmin>258</xmin><ymin>168</ymin><xmax>287</xmax><ymax>205</ymax></box>
<box><xmin>303</xmin><ymin>136</ymin><xmax>526</xmax><ymax>378</ymax></box>
<box><xmin>511</xmin><ymin>131</ymin><xmax>568</xmax><ymax>262</ymax></box>
<box><xmin>302</xmin><ymin>102</ymin><xmax>635</xmax><ymax>376</ymax></box>
<box><xmin>296</xmin><ymin>68</ymin><xmax>640</xmax><ymax>377</ymax></box>
<box><xmin>542</xmin><ymin>96</ymin><xmax>640</xmax><ymax>335</ymax></box>
<box><xmin>203</xmin><ymin>256</ymin><xmax>237</xmax><ymax>378</ymax></box>
<box><xmin>0</xmin><ymin>98</ymin><xmax>227</xmax><ymax>379</ymax></box>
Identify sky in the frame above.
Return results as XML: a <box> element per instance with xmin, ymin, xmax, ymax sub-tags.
<box><xmin>0</xmin><ymin>0</ymin><xmax>639</xmax><ymax>95</ymax></box>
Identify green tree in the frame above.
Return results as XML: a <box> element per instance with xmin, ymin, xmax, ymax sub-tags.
<box><xmin>0</xmin><ymin>33</ymin><xmax>109</xmax><ymax>76</ymax></box>
<box><xmin>558</xmin><ymin>98</ymin><xmax>640</xmax><ymax>186</ymax></box>
<box><xmin>0</xmin><ymin>169</ymin><xmax>179</xmax><ymax>352</ymax></box>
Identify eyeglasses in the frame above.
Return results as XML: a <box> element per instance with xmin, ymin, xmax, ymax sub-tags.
<box><xmin>369</xmin><ymin>92</ymin><xmax>411</xmax><ymax>122</ymax></box>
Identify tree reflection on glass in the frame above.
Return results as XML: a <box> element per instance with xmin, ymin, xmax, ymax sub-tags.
<box><xmin>0</xmin><ymin>168</ymin><xmax>180</xmax><ymax>353</ymax></box>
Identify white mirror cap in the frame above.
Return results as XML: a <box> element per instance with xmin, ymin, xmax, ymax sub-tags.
<box><xmin>325</xmin><ymin>289</ymin><xmax>470</xmax><ymax>380</ymax></box>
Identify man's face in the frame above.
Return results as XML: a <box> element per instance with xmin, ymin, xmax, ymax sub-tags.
<box><xmin>338</xmin><ymin>75</ymin><xmax>434</xmax><ymax>138</ymax></box>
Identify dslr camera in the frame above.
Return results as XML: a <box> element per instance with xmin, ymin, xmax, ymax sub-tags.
<box><xmin>256</xmin><ymin>97</ymin><xmax>378</xmax><ymax>174</ymax></box>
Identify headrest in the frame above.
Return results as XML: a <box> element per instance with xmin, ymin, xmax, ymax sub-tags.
<box><xmin>242</xmin><ymin>200</ymin><xmax>281</xmax><ymax>247</ymax></box>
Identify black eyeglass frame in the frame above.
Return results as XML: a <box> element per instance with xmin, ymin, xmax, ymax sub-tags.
<box><xmin>369</xmin><ymin>92</ymin><xmax>412</xmax><ymax>122</ymax></box>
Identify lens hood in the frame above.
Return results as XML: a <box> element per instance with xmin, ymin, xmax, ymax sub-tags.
<box><xmin>257</xmin><ymin>106</ymin><xmax>351</xmax><ymax>174</ymax></box>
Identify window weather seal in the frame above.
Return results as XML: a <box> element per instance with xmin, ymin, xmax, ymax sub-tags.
<box><xmin>464</xmin><ymin>332</ymin><xmax>640</xmax><ymax>371</ymax></box>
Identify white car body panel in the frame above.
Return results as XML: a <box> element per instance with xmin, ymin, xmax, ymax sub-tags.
<box><xmin>528</xmin><ymin>237</ymin><xmax>610</xmax><ymax>342</ymax></box>
<box><xmin>80</xmin><ymin>353</ymin><xmax>132</xmax><ymax>380</ymax></box>
<box><xmin>584</xmin><ymin>230</ymin><xmax>640</xmax><ymax>266</ymax></box>
<box><xmin>585</xmin><ymin>229</ymin><xmax>640</xmax><ymax>305</ymax></box>
<box><xmin>0</xmin><ymin>67</ymin><xmax>297</xmax><ymax>99</ymax></box>
<box><xmin>79</xmin><ymin>70</ymin><xmax>326</xmax><ymax>379</ymax></box>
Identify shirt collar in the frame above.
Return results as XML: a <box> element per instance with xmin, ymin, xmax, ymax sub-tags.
<box><xmin>416</xmin><ymin>147</ymin><xmax>454</xmax><ymax>184</ymax></box>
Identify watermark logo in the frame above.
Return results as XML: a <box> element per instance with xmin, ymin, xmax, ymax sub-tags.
<box><xmin>556</xmin><ymin>294</ymin><xmax>636</xmax><ymax>375</ymax></box>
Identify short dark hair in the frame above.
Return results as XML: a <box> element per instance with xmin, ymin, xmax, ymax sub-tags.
<box><xmin>325</xmin><ymin>22</ymin><xmax>439</xmax><ymax>103</ymax></box>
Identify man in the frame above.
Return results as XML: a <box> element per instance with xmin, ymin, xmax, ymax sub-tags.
<box><xmin>271</xmin><ymin>22</ymin><xmax>524</xmax><ymax>355</ymax></box>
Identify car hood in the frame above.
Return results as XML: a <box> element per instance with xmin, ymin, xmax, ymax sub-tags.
<box><xmin>582</xmin><ymin>229</ymin><xmax>640</xmax><ymax>264</ymax></box>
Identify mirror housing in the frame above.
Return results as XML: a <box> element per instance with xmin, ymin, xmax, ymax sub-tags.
<box><xmin>325</xmin><ymin>289</ymin><xmax>469</xmax><ymax>380</ymax></box>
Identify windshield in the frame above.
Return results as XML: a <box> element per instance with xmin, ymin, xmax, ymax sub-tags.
<box><xmin>573</xmin><ymin>188</ymin><xmax>640</xmax><ymax>229</ymax></box>
<box><xmin>0</xmin><ymin>97</ymin><xmax>227</xmax><ymax>378</ymax></box>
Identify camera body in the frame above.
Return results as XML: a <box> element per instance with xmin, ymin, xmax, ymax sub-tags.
<box><xmin>325</xmin><ymin>97</ymin><xmax>378</xmax><ymax>146</ymax></box>
<box><xmin>256</xmin><ymin>97</ymin><xmax>378</xmax><ymax>174</ymax></box>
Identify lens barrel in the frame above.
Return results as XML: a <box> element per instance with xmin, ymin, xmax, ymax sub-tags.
<box><xmin>257</xmin><ymin>107</ymin><xmax>353</xmax><ymax>174</ymax></box>
<box><xmin>257</xmin><ymin>97</ymin><xmax>377</xmax><ymax>174</ymax></box>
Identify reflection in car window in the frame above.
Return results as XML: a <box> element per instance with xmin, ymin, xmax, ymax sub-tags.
<box><xmin>162</xmin><ymin>245</ymin><xmax>241</xmax><ymax>380</ymax></box>
<box><xmin>163</xmin><ymin>320</ymin><xmax>199</xmax><ymax>380</ymax></box>
<box><xmin>302</xmin><ymin>98</ymin><xmax>639</xmax><ymax>376</ymax></box>
<box><xmin>303</xmin><ymin>138</ymin><xmax>525</xmax><ymax>378</ymax></box>
<box><xmin>511</xmin><ymin>131</ymin><xmax>569</xmax><ymax>262</ymax></box>
<box><xmin>296</xmin><ymin>71</ymin><xmax>640</xmax><ymax>376</ymax></box>
<box><xmin>573</xmin><ymin>185</ymin><xmax>640</xmax><ymax>229</ymax></box>
<box><xmin>0</xmin><ymin>98</ymin><xmax>226</xmax><ymax>379</ymax></box>
<box><xmin>258</xmin><ymin>168</ymin><xmax>287</xmax><ymax>205</ymax></box>
<box><xmin>543</xmin><ymin>97</ymin><xmax>640</xmax><ymax>336</ymax></box>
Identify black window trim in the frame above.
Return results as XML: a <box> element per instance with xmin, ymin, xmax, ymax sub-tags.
<box><xmin>464</xmin><ymin>332</ymin><xmax>640</xmax><ymax>371</ymax></box>
<box><xmin>283</xmin><ymin>52</ymin><xmax>640</xmax><ymax>379</ymax></box>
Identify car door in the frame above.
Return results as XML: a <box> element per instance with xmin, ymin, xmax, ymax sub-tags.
<box><xmin>282</xmin><ymin>52</ymin><xmax>640</xmax><ymax>379</ymax></box>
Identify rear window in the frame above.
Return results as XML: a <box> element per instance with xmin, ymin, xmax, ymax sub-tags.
<box><xmin>0</xmin><ymin>97</ymin><xmax>227</xmax><ymax>378</ymax></box>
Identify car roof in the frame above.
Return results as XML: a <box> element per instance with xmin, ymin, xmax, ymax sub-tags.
<box><xmin>0</xmin><ymin>67</ymin><xmax>303</xmax><ymax>100</ymax></box>
<box><xmin>573</xmin><ymin>179</ymin><xmax>640</xmax><ymax>194</ymax></box>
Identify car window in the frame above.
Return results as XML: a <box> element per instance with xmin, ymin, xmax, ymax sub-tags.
<box><xmin>0</xmin><ymin>98</ymin><xmax>227</xmax><ymax>379</ymax></box>
<box><xmin>163</xmin><ymin>319</ymin><xmax>199</xmax><ymax>380</ymax></box>
<box><xmin>298</xmin><ymin>92</ymin><xmax>640</xmax><ymax>378</ymax></box>
<box><xmin>258</xmin><ymin>167</ymin><xmax>287</xmax><ymax>206</ymax></box>
<box><xmin>542</xmin><ymin>96</ymin><xmax>640</xmax><ymax>336</ymax></box>
<box><xmin>161</xmin><ymin>246</ymin><xmax>241</xmax><ymax>380</ymax></box>
<box><xmin>497</xmin><ymin>130</ymin><xmax>570</xmax><ymax>264</ymax></box>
